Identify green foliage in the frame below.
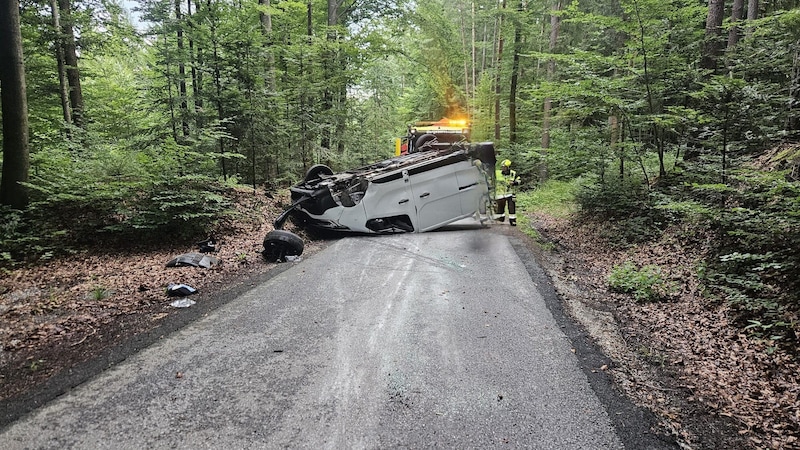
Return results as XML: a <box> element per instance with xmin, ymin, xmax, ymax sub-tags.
<box><xmin>2</xmin><ymin>164</ymin><xmax>234</xmax><ymax>265</ymax></box>
<box><xmin>608</xmin><ymin>260</ymin><xmax>676</xmax><ymax>302</ymax></box>
<box><xmin>0</xmin><ymin>206</ymin><xmax>42</xmax><ymax>266</ymax></box>
<box><xmin>574</xmin><ymin>176</ymin><xmax>675</xmax><ymax>246</ymax></box>
<box><xmin>576</xmin><ymin>177</ymin><xmax>649</xmax><ymax>219</ymax></box>
<box><xmin>702</xmin><ymin>172</ymin><xmax>800</xmax><ymax>340</ymax></box>
<box><xmin>647</xmin><ymin>161</ymin><xmax>800</xmax><ymax>342</ymax></box>
<box><xmin>119</xmin><ymin>175</ymin><xmax>233</xmax><ymax>237</ymax></box>
<box><xmin>88</xmin><ymin>286</ymin><xmax>113</xmax><ymax>301</ymax></box>
<box><xmin>516</xmin><ymin>179</ymin><xmax>578</xmax><ymax>218</ymax></box>
<box><xmin>28</xmin><ymin>359</ymin><xmax>45</xmax><ymax>372</ymax></box>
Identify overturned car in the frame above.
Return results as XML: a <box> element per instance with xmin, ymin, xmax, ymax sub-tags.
<box><xmin>262</xmin><ymin>135</ymin><xmax>496</xmax><ymax>262</ymax></box>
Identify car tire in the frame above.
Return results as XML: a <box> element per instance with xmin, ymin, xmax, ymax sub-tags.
<box><xmin>413</xmin><ymin>133</ymin><xmax>437</xmax><ymax>153</ymax></box>
<box><xmin>304</xmin><ymin>164</ymin><xmax>334</xmax><ymax>182</ymax></box>
<box><xmin>262</xmin><ymin>230</ymin><xmax>304</xmax><ymax>262</ymax></box>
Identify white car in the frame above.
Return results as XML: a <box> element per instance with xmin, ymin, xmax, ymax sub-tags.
<box><xmin>262</xmin><ymin>139</ymin><xmax>496</xmax><ymax>261</ymax></box>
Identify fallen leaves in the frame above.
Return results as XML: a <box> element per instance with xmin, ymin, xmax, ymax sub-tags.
<box><xmin>0</xmin><ymin>187</ymin><xmax>319</xmax><ymax>401</ymax></box>
<box><xmin>530</xmin><ymin>212</ymin><xmax>800</xmax><ymax>449</ymax></box>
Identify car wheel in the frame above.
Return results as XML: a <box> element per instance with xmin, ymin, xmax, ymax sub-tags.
<box><xmin>304</xmin><ymin>164</ymin><xmax>334</xmax><ymax>182</ymax></box>
<box><xmin>262</xmin><ymin>230</ymin><xmax>304</xmax><ymax>262</ymax></box>
<box><xmin>413</xmin><ymin>133</ymin><xmax>437</xmax><ymax>153</ymax></box>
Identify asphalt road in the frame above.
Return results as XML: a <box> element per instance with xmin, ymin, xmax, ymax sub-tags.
<box><xmin>0</xmin><ymin>227</ymin><xmax>673</xmax><ymax>449</ymax></box>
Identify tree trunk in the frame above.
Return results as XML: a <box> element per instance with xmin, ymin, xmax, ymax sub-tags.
<box><xmin>472</xmin><ymin>1</ymin><xmax>476</xmax><ymax>107</ymax></box>
<box><xmin>745</xmin><ymin>0</ymin><xmax>758</xmax><ymax>36</ymax></box>
<box><xmin>258</xmin><ymin>0</ymin><xmax>276</xmax><ymax>91</ymax></box>
<box><xmin>700</xmin><ymin>0</ymin><xmax>725</xmax><ymax>71</ymax></box>
<box><xmin>257</xmin><ymin>0</ymin><xmax>275</xmax><ymax>180</ymax></box>
<box><xmin>327</xmin><ymin>0</ymin><xmax>340</xmax><ymax>25</ymax></box>
<box><xmin>727</xmin><ymin>0</ymin><xmax>744</xmax><ymax>50</ymax></box>
<box><xmin>494</xmin><ymin>0</ymin><xmax>506</xmax><ymax>142</ymax></box>
<box><xmin>0</xmin><ymin>0</ymin><xmax>31</xmax><ymax>209</ymax></box>
<box><xmin>320</xmin><ymin>0</ymin><xmax>338</xmax><ymax>155</ymax></box>
<box><xmin>176</xmin><ymin>0</ymin><xmax>189</xmax><ymax>140</ymax></box>
<box><xmin>326</xmin><ymin>0</ymin><xmax>348</xmax><ymax>158</ymax></box>
<box><xmin>188</xmin><ymin>0</ymin><xmax>204</xmax><ymax>129</ymax></box>
<box><xmin>58</xmin><ymin>0</ymin><xmax>84</xmax><ymax>128</ymax></box>
<box><xmin>459</xmin><ymin>3</ymin><xmax>470</xmax><ymax>98</ymax></box>
<box><xmin>164</xmin><ymin>32</ymin><xmax>178</xmax><ymax>142</ymax></box>
<box><xmin>609</xmin><ymin>113</ymin><xmax>619</xmax><ymax>181</ymax></box>
<box><xmin>509</xmin><ymin>1</ymin><xmax>523</xmax><ymax>145</ymax></box>
<box><xmin>208</xmin><ymin>0</ymin><xmax>227</xmax><ymax>179</ymax></box>
<box><xmin>619</xmin><ymin>117</ymin><xmax>626</xmax><ymax>180</ymax></box>
<box><xmin>541</xmin><ymin>0</ymin><xmax>561</xmax><ymax>182</ymax></box>
<box><xmin>481</xmin><ymin>21</ymin><xmax>488</xmax><ymax>74</ymax></box>
<box><xmin>299</xmin><ymin>0</ymin><xmax>313</xmax><ymax>171</ymax></box>
<box><xmin>789</xmin><ymin>42</ymin><xmax>800</xmax><ymax>132</ymax></box>
<box><xmin>50</xmin><ymin>0</ymin><xmax>72</xmax><ymax>131</ymax></box>
<box><xmin>747</xmin><ymin>0</ymin><xmax>758</xmax><ymax>20</ymax></box>
<box><xmin>632</xmin><ymin>0</ymin><xmax>664</xmax><ymax>178</ymax></box>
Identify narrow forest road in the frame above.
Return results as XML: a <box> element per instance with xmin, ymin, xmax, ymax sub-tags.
<box><xmin>0</xmin><ymin>227</ymin><xmax>674</xmax><ymax>449</ymax></box>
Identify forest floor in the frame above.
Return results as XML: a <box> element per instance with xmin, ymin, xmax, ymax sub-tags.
<box><xmin>1</xmin><ymin>188</ymin><xmax>798</xmax><ymax>449</ymax></box>
<box><xmin>529</xmin><ymin>213</ymin><xmax>799</xmax><ymax>450</ymax></box>
<box><xmin>0</xmin><ymin>188</ymin><xmax>325</xmax><ymax>411</ymax></box>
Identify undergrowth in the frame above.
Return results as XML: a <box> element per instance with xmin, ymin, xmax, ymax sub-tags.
<box><xmin>608</xmin><ymin>261</ymin><xmax>677</xmax><ymax>302</ymax></box>
<box><xmin>572</xmin><ymin>156</ymin><xmax>799</xmax><ymax>346</ymax></box>
<box><xmin>1</xmin><ymin>175</ymin><xmax>237</xmax><ymax>267</ymax></box>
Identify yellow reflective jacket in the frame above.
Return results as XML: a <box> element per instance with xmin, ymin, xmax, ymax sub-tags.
<box><xmin>495</xmin><ymin>167</ymin><xmax>519</xmax><ymax>198</ymax></box>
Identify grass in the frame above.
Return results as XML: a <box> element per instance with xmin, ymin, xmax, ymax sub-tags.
<box><xmin>515</xmin><ymin>179</ymin><xmax>579</xmax><ymax>248</ymax></box>
<box><xmin>87</xmin><ymin>286</ymin><xmax>113</xmax><ymax>301</ymax></box>
<box><xmin>517</xmin><ymin>179</ymin><xmax>579</xmax><ymax>219</ymax></box>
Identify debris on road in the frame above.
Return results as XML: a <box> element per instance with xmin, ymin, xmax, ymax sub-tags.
<box><xmin>170</xmin><ymin>299</ymin><xmax>196</xmax><ymax>308</ymax></box>
<box><xmin>166</xmin><ymin>253</ymin><xmax>220</xmax><ymax>269</ymax></box>
<box><xmin>166</xmin><ymin>283</ymin><xmax>197</xmax><ymax>297</ymax></box>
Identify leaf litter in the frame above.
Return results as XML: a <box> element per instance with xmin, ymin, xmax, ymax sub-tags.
<box><xmin>529</xmin><ymin>212</ymin><xmax>799</xmax><ymax>450</ymax></box>
<box><xmin>0</xmin><ymin>187</ymin><xmax>322</xmax><ymax>403</ymax></box>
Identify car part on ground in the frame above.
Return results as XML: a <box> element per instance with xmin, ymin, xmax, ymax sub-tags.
<box><xmin>196</xmin><ymin>236</ymin><xmax>218</xmax><ymax>253</ymax></box>
<box><xmin>166</xmin><ymin>283</ymin><xmax>197</xmax><ymax>297</ymax></box>
<box><xmin>166</xmin><ymin>253</ymin><xmax>220</xmax><ymax>268</ymax></box>
<box><xmin>262</xmin><ymin>229</ymin><xmax>305</xmax><ymax>262</ymax></box>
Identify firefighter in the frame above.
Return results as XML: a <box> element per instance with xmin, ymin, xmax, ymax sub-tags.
<box><xmin>495</xmin><ymin>159</ymin><xmax>520</xmax><ymax>226</ymax></box>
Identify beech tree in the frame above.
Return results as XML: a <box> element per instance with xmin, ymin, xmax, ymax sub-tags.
<box><xmin>50</xmin><ymin>0</ymin><xmax>72</xmax><ymax>130</ymax></box>
<box><xmin>701</xmin><ymin>0</ymin><xmax>725</xmax><ymax>70</ymax></box>
<box><xmin>727</xmin><ymin>0</ymin><xmax>744</xmax><ymax>49</ymax></box>
<box><xmin>0</xmin><ymin>0</ymin><xmax>30</xmax><ymax>209</ymax></box>
<box><xmin>57</xmin><ymin>0</ymin><xmax>84</xmax><ymax>128</ymax></box>
<box><xmin>540</xmin><ymin>0</ymin><xmax>561</xmax><ymax>181</ymax></box>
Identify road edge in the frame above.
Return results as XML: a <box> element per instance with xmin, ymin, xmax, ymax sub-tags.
<box><xmin>0</xmin><ymin>260</ymin><xmax>301</xmax><ymax>430</ymax></box>
<box><xmin>507</xmin><ymin>233</ymin><xmax>678</xmax><ymax>450</ymax></box>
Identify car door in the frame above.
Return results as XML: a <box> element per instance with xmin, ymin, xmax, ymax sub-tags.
<box><xmin>408</xmin><ymin>157</ymin><xmax>462</xmax><ymax>232</ymax></box>
<box><xmin>453</xmin><ymin>160</ymin><xmax>486</xmax><ymax>216</ymax></box>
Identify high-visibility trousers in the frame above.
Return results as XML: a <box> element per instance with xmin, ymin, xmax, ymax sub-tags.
<box><xmin>494</xmin><ymin>194</ymin><xmax>516</xmax><ymax>225</ymax></box>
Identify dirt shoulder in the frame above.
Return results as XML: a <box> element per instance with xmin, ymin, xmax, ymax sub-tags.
<box><xmin>524</xmin><ymin>212</ymin><xmax>799</xmax><ymax>450</ymax></box>
<box><xmin>0</xmin><ymin>188</ymin><xmax>327</xmax><ymax>427</ymax></box>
